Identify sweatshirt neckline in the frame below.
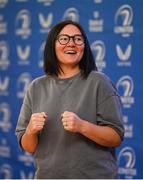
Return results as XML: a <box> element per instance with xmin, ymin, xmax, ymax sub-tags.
<box><xmin>53</xmin><ymin>71</ymin><xmax>82</xmax><ymax>82</ymax></box>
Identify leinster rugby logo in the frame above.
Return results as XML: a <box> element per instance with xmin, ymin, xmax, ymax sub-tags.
<box><xmin>15</xmin><ymin>9</ymin><xmax>31</xmax><ymax>39</ymax></box>
<box><xmin>0</xmin><ymin>41</ymin><xmax>9</xmax><ymax>70</ymax></box>
<box><xmin>116</xmin><ymin>76</ymin><xmax>134</xmax><ymax>108</ymax></box>
<box><xmin>62</xmin><ymin>7</ymin><xmax>79</xmax><ymax>22</ymax></box>
<box><xmin>91</xmin><ymin>40</ymin><xmax>106</xmax><ymax>71</ymax></box>
<box><xmin>0</xmin><ymin>103</ymin><xmax>11</xmax><ymax>132</ymax></box>
<box><xmin>17</xmin><ymin>73</ymin><xmax>32</xmax><ymax>98</ymax></box>
<box><xmin>114</xmin><ymin>4</ymin><xmax>133</xmax><ymax>37</ymax></box>
<box><xmin>118</xmin><ymin>147</ymin><xmax>137</xmax><ymax>178</ymax></box>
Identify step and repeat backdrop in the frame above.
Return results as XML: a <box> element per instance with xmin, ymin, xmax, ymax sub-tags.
<box><xmin>0</xmin><ymin>0</ymin><xmax>143</xmax><ymax>179</ymax></box>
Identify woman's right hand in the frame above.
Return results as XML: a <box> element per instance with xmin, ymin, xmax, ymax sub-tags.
<box><xmin>26</xmin><ymin>112</ymin><xmax>47</xmax><ymax>135</ymax></box>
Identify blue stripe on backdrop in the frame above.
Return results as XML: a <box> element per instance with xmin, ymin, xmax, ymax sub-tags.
<box><xmin>0</xmin><ymin>0</ymin><xmax>143</xmax><ymax>178</ymax></box>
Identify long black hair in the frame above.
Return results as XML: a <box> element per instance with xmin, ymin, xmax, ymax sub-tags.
<box><xmin>43</xmin><ymin>20</ymin><xmax>97</xmax><ymax>78</ymax></box>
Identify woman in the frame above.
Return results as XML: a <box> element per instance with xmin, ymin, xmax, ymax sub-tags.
<box><xmin>15</xmin><ymin>20</ymin><xmax>124</xmax><ymax>179</ymax></box>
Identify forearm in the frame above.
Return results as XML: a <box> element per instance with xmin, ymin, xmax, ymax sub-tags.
<box><xmin>79</xmin><ymin>120</ymin><xmax>121</xmax><ymax>147</ymax></box>
<box><xmin>20</xmin><ymin>112</ymin><xmax>47</xmax><ymax>153</ymax></box>
<box><xmin>21</xmin><ymin>130</ymin><xmax>38</xmax><ymax>153</ymax></box>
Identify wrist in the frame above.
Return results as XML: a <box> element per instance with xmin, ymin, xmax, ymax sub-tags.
<box><xmin>78</xmin><ymin>119</ymin><xmax>87</xmax><ymax>134</ymax></box>
<box><xmin>25</xmin><ymin>126</ymin><xmax>37</xmax><ymax>136</ymax></box>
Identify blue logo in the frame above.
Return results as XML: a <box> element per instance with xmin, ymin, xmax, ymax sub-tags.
<box><xmin>116</xmin><ymin>76</ymin><xmax>134</xmax><ymax>108</ymax></box>
<box><xmin>62</xmin><ymin>7</ymin><xmax>79</xmax><ymax>22</ymax></box>
<box><xmin>91</xmin><ymin>40</ymin><xmax>106</xmax><ymax>71</ymax></box>
<box><xmin>114</xmin><ymin>4</ymin><xmax>133</xmax><ymax>37</ymax></box>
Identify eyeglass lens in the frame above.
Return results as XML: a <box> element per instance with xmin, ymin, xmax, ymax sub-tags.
<box><xmin>58</xmin><ymin>34</ymin><xmax>84</xmax><ymax>45</ymax></box>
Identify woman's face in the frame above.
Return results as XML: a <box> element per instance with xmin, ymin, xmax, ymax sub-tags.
<box><xmin>55</xmin><ymin>24</ymin><xmax>85</xmax><ymax>68</ymax></box>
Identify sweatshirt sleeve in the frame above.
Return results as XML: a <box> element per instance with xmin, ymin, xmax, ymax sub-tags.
<box><xmin>15</xmin><ymin>83</ymin><xmax>33</xmax><ymax>147</ymax></box>
<box><xmin>96</xmin><ymin>74</ymin><xmax>124</xmax><ymax>140</ymax></box>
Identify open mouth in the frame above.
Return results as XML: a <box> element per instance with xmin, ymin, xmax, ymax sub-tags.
<box><xmin>64</xmin><ymin>50</ymin><xmax>77</xmax><ymax>55</ymax></box>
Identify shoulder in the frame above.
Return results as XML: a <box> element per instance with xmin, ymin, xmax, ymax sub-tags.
<box><xmin>31</xmin><ymin>75</ymin><xmax>48</xmax><ymax>84</ymax></box>
<box><xmin>89</xmin><ymin>71</ymin><xmax>118</xmax><ymax>95</ymax></box>
<box><xmin>28</xmin><ymin>75</ymin><xmax>51</xmax><ymax>90</ymax></box>
<box><xmin>89</xmin><ymin>71</ymin><xmax>111</xmax><ymax>84</ymax></box>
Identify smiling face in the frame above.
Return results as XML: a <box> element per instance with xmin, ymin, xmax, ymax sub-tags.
<box><xmin>55</xmin><ymin>24</ymin><xmax>85</xmax><ymax>70</ymax></box>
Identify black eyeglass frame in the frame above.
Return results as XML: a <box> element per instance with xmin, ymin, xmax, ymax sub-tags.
<box><xmin>57</xmin><ymin>34</ymin><xmax>84</xmax><ymax>46</ymax></box>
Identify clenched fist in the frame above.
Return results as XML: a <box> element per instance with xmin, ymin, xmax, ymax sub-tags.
<box><xmin>61</xmin><ymin>111</ymin><xmax>83</xmax><ymax>133</ymax></box>
<box><xmin>26</xmin><ymin>112</ymin><xmax>47</xmax><ymax>135</ymax></box>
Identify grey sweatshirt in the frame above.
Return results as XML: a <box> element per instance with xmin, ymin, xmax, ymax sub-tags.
<box><xmin>15</xmin><ymin>71</ymin><xmax>124</xmax><ymax>179</ymax></box>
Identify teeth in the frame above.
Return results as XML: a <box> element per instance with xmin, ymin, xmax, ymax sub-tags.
<box><xmin>65</xmin><ymin>51</ymin><xmax>76</xmax><ymax>54</ymax></box>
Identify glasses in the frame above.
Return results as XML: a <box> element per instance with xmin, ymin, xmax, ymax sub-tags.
<box><xmin>57</xmin><ymin>34</ymin><xmax>84</xmax><ymax>46</ymax></box>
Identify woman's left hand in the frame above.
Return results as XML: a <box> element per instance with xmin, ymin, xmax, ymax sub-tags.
<box><xmin>61</xmin><ymin>111</ymin><xmax>83</xmax><ymax>132</ymax></box>
<box><xmin>61</xmin><ymin>111</ymin><xmax>121</xmax><ymax>147</ymax></box>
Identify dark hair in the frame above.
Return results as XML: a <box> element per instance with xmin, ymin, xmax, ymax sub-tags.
<box><xmin>43</xmin><ymin>20</ymin><xmax>97</xmax><ymax>78</ymax></box>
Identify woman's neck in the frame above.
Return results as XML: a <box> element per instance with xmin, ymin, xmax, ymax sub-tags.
<box><xmin>58</xmin><ymin>66</ymin><xmax>80</xmax><ymax>79</ymax></box>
